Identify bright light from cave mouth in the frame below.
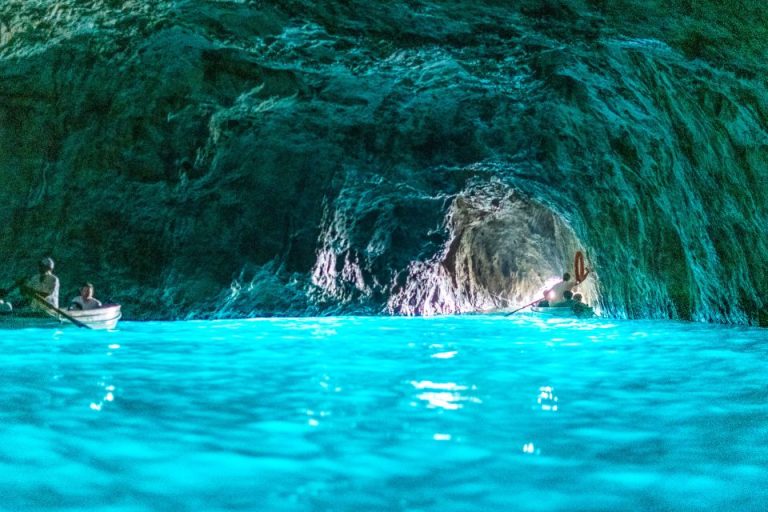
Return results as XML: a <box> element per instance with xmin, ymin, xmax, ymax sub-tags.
<box><xmin>524</xmin><ymin>277</ymin><xmax>561</xmax><ymax>304</ymax></box>
<box><xmin>518</xmin><ymin>278</ymin><xmax>560</xmax><ymax>306</ymax></box>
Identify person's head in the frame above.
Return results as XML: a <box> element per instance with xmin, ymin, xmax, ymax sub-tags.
<box><xmin>39</xmin><ymin>257</ymin><xmax>54</xmax><ymax>274</ymax></box>
<box><xmin>562</xmin><ymin>272</ymin><xmax>571</xmax><ymax>281</ymax></box>
<box><xmin>573</xmin><ymin>293</ymin><xmax>583</xmax><ymax>302</ymax></box>
<box><xmin>80</xmin><ymin>283</ymin><xmax>94</xmax><ymax>299</ymax></box>
<box><xmin>563</xmin><ymin>290</ymin><xmax>573</xmax><ymax>301</ymax></box>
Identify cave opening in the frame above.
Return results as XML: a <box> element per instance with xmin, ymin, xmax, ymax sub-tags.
<box><xmin>389</xmin><ymin>186</ymin><xmax>598</xmax><ymax>315</ymax></box>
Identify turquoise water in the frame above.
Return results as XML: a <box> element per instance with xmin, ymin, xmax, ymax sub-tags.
<box><xmin>1</xmin><ymin>315</ymin><xmax>767</xmax><ymax>511</ymax></box>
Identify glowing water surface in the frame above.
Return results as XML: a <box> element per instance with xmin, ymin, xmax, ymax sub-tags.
<box><xmin>1</xmin><ymin>315</ymin><xmax>766</xmax><ymax>511</ymax></box>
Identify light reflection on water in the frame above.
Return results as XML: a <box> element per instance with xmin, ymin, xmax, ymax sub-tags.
<box><xmin>0</xmin><ymin>315</ymin><xmax>767</xmax><ymax>511</ymax></box>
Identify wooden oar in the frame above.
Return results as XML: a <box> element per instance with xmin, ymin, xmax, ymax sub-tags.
<box><xmin>20</xmin><ymin>285</ymin><xmax>91</xmax><ymax>329</ymax></box>
<box><xmin>504</xmin><ymin>298</ymin><xmax>542</xmax><ymax>317</ymax></box>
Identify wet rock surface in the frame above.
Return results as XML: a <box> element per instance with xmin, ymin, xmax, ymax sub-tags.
<box><xmin>0</xmin><ymin>1</ymin><xmax>766</xmax><ymax>324</ymax></box>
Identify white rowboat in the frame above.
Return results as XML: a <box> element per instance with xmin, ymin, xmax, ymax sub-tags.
<box><xmin>0</xmin><ymin>303</ymin><xmax>122</xmax><ymax>330</ymax></box>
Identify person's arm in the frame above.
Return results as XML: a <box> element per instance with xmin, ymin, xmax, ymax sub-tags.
<box><xmin>0</xmin><ymin>277</ymin><xmax>27</xmax><ymax>299</ymax></box>
<box><xmin>575</xmin><ymin>270</ymin><xmax>590</xmax><ymax>285</ymax></box>
<box><xmin>27</xmin><ymin>278</ymin><xmax>53</xmax><ymax>296</ymax></box>
<box><xmin>50</xmin><ymin>277</ymin><xmax>60</xmax><ymax>298</ymax></box>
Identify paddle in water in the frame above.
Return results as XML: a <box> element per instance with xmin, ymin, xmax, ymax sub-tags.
<box><xmin>504</xmin><ymin>298</ymin><xmax>541</xmax><ymax>316</ymax></box>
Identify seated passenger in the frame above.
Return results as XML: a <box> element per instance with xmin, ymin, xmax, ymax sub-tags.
<box><xmin>571</xmin><ymin>293</ymin><xmax>594</xmax><ymax>316</ymax></box>
<box><xmin>69</xmin><ymin>283</ymin><xmax>102</xmax><ymax>311</ymax></box>
<box><xmin>551</xmin><ymin>290</ymin><xmax>576</xmax><ymax>307</ymax></box>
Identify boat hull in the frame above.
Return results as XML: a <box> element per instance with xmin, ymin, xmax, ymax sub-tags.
<box><xmin>0</xmin><ymin>304</ymin><xmax>122</xmax><ymax>330</ymax></box>
<box><xmin>530</xmin><ymin>305</ymin><xmax>593</xmax><ymax>318</ymax></box>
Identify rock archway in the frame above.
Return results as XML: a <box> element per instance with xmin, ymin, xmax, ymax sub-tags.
<box><xmin>388</xmin><ymin>185</ymin><xmax>598</xmax><ymax>315</ymax></box>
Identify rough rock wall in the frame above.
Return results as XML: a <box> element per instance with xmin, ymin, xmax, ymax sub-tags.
<box><xmin>0</xmin><ymin>1</ymin><xmax>766</xmax><ymax>324</ymax></box>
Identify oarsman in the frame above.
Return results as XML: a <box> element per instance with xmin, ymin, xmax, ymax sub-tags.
<box><xmin>25</xmin><ymin>257</ymin><xmax>60</xmax><ymax>309</ymax></box>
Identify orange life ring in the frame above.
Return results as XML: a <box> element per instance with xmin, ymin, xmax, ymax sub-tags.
<box><xmin>574</xmin><ymin>251</ymin><xmax>588</xmax><ymax>283</ymax></box>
